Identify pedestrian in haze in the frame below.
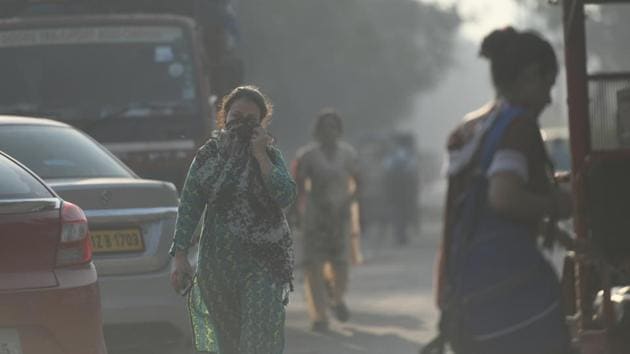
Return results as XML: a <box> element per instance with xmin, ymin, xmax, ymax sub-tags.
<box><xmin>294</xmin><ymin>109</ymin><xmax>361</xmax><ymax>332</ymax></box>
<box><xmin>170</xmin><ymin>86</ymin><xmax>296</xmax><ymax>354</ymax></box>
<box><xmin>383</xmin><ymin>132</ymin><xmax>421</xmax><ymax>245</ymax></box>
<box><xmin>430</xmin><ymin>27</ymin><xmax>573</xmax><ymax>354</ymax></box>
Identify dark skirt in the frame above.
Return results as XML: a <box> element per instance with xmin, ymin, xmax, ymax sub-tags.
<box><xmin>447</xmin><ymin>208</ymin><xmax>569</xmax><ymax>354</ymax></box>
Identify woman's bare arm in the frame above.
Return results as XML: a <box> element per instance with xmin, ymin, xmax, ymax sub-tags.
<box><xmin>488</xmin><ymin>172</ymin><xmax>564</xmax><ymax>222</ymax></box>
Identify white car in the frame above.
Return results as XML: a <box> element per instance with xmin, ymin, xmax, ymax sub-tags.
<box><xmin>0</xmin><ymin>116</ymin><xmax>191</xmax><ymax>353</ymax></box>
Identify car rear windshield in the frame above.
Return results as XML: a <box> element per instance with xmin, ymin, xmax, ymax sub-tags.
<box><xmin>0</xmin><ymin>154</ymin><xmax>52</xmax><ymax>199</ymax></box>
<box><xmin>0</xmin><ymin>125</ymin><xmax>132</xmax><ymax>179</ymax></box>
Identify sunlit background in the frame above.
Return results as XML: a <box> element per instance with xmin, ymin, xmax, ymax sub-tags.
<box><xmin>234</xmin><ymin>0</ymin><xmax>574</xmax><ymax>182</ymax></box>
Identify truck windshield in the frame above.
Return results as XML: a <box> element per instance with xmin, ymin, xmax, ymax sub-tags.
<box><xmin>0</xmin><ymin>25</ymin><xmax>199</xmax><ymax>120</ymax></box>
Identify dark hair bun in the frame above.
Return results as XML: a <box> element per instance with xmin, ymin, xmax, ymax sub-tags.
<box><xmin>479</xmin><ymin>27</ymin><xmax>557</xmax><ymax>92</ymax></box>
<box><xmin>480</xmin><ymin>26</ymin><xmax>518</xmax><ymax>60</ymax></box>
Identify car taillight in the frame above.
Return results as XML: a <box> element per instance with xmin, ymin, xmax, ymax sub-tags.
<box><xmin>56</xmin><ymin>202</ymin><xmax>92</xmax><ymax>267</ymax></box>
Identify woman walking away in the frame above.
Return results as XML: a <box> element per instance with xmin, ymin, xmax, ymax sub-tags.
<box><xmin>432</xmin><ymin>27</ymin><xmax>574</xmax><ymax>354</ymax></box>
<box><xmin>294</xmin><ymin>109</ymin><xmax>361</xmax><ymax>332</ymax></box>
<box><xmin>170</xmin><ymin>86</ymin><xmax>296</xmax><ymax>354</ymax></box>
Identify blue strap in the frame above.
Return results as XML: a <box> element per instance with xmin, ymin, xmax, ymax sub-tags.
<box><xmin>479</xmin><ymin>105</ymin><xmax>525</xmax><ymax>172</ymax></box>
<box><xmin>449</xmin><ymin>104</ymin><xmax>526</xmax><ymax>285</ymax></box>
<box><xmin>449</xmin><ymin>104</ymin><xmax>527</xmax><ymax>299</ymax></box>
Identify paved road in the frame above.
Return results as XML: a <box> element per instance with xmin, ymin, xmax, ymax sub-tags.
<box><xmin>106</xmin><ymin>225</ymin><xmax>443</xmax><ymax>354</ymax></box>
<box><xmin>284</xmin><ymin>227</ymin><xmax>442</xmax><ymax>354</ymax></box>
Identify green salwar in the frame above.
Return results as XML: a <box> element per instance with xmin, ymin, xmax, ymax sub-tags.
<box><xmin>170</xmin><ymin>144</ymin><xmax>296</xmax><ymax>354</ymax></box>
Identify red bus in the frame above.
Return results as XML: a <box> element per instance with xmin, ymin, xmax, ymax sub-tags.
<box><xmin>561</xmin><ymin>1</ymin><xmax>630</xmax><ymax>353</ymax></box>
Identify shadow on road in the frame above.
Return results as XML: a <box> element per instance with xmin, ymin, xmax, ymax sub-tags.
<box><xmin>286</xmin><ymin>325</ymin><xmax>425</xmax><ymax>354</ymax></box>
<box><xmin>349</xmin><ymin>311</ymin><xmax>425</xmax><ymax>331</ymax></box>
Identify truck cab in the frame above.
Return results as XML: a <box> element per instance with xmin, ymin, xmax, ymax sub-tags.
<box><xmin>0</xmin><ymin>0</ymin><xmax>242</xmax><ymax>187</ymax></box>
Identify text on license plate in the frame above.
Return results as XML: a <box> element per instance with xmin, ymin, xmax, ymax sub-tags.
<box><xmin>90</xmin><ymin>228</ymin><xmax>144</xmax><ymax>254</ymax></box>
<box><xmin>0</xmin><ymin>329</ymin><xmax>22</xmax><ymax>354</ymax></box>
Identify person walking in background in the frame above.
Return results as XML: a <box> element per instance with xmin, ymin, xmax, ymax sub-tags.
<box><xmin>383</xmin><ymin>132</ymin><xmax>421</xmax><ymax>245</ymax></box>
<box><xmin>295</xmin><ymin>109</ymin><xmax>362</xmax><ymax>332</ymax></box>
<box><xmin>355</xmin><ymin>134</ymin><xmax>391</xmax><ymax>257</ymax></box>
<box><xmin>170</xmin><ymin>86</ymin><xmax>296</xmax><ymax>354</ymax></box>
<box><xmin>430</xmin><ymin>28</ymin><xmax>573</xmax><ymax>354</ymax></box>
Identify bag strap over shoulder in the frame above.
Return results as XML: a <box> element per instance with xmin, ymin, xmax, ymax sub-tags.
<box><xmin>420</xmin><ymin>104</ymin><xmax>527</xmax><ymax>354</ymax></box>
<box><xmin>457</xmin><ymin>103</ymin><xmax>526</xmax><ymax>255</ymax></box>
<box><xmin>478</xmin><ymin>104</ymin><xmax>525</xmax><ymax>173</ymax></box>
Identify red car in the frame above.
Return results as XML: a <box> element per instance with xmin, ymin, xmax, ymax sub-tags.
<box><xmin>0</xmin><ymin>151</ymin><xmax>107</xmax><ymax>354</ymax></box>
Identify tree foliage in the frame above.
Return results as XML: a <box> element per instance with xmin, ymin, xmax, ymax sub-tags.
<box><xmin>237</xmin><ymin>0</ymin><xmax>459</xmax><ymax>152</ymax></box>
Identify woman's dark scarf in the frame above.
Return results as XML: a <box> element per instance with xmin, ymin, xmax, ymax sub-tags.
<box><xmin>201</xmin><ymin>118</ymin><xmax>294</xmax><ymax>299</ymax></box>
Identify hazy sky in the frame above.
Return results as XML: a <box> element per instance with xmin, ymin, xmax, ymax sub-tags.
<box><xmin>418</xmin><ymin>0</ymin><xmax>520</xmax><ymax>40</ymax></box>
<box><xmin>408</xmin><ymin>0</ymin><xmax>523</xmax><ymax>156</ymax></box>
<box><xmin>410</xmin><ymin>0</ymin><xmax>569</xmax><ymax>159</ymax></box>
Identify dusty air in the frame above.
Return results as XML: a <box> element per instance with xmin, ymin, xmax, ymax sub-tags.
<box><xmin>1</xmin><ymin>1</ymin><xmax>629</xmax><ymax>354</ymax></box>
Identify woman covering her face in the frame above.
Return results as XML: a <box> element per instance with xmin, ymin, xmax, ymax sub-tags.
<box><xmin>170</xmin><ymin>85</ymin><xmax>296</xmax><ymax>354</ymax></box>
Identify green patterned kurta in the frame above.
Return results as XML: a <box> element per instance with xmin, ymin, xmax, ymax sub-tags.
<box><xmin>170</xmin><ymin>142</ymin><xmax>296</xmax><ymax>354</ymax></box>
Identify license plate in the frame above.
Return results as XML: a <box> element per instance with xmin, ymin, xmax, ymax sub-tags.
<box><xmin>90</xmin><ymin>228</ymin><xmax>144</xmax><ymax>254</ymax></box>
<box><xmin>0</xmin><ymin>329</ymin><xmax>22</xmax><ymax>354</ymax></box>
